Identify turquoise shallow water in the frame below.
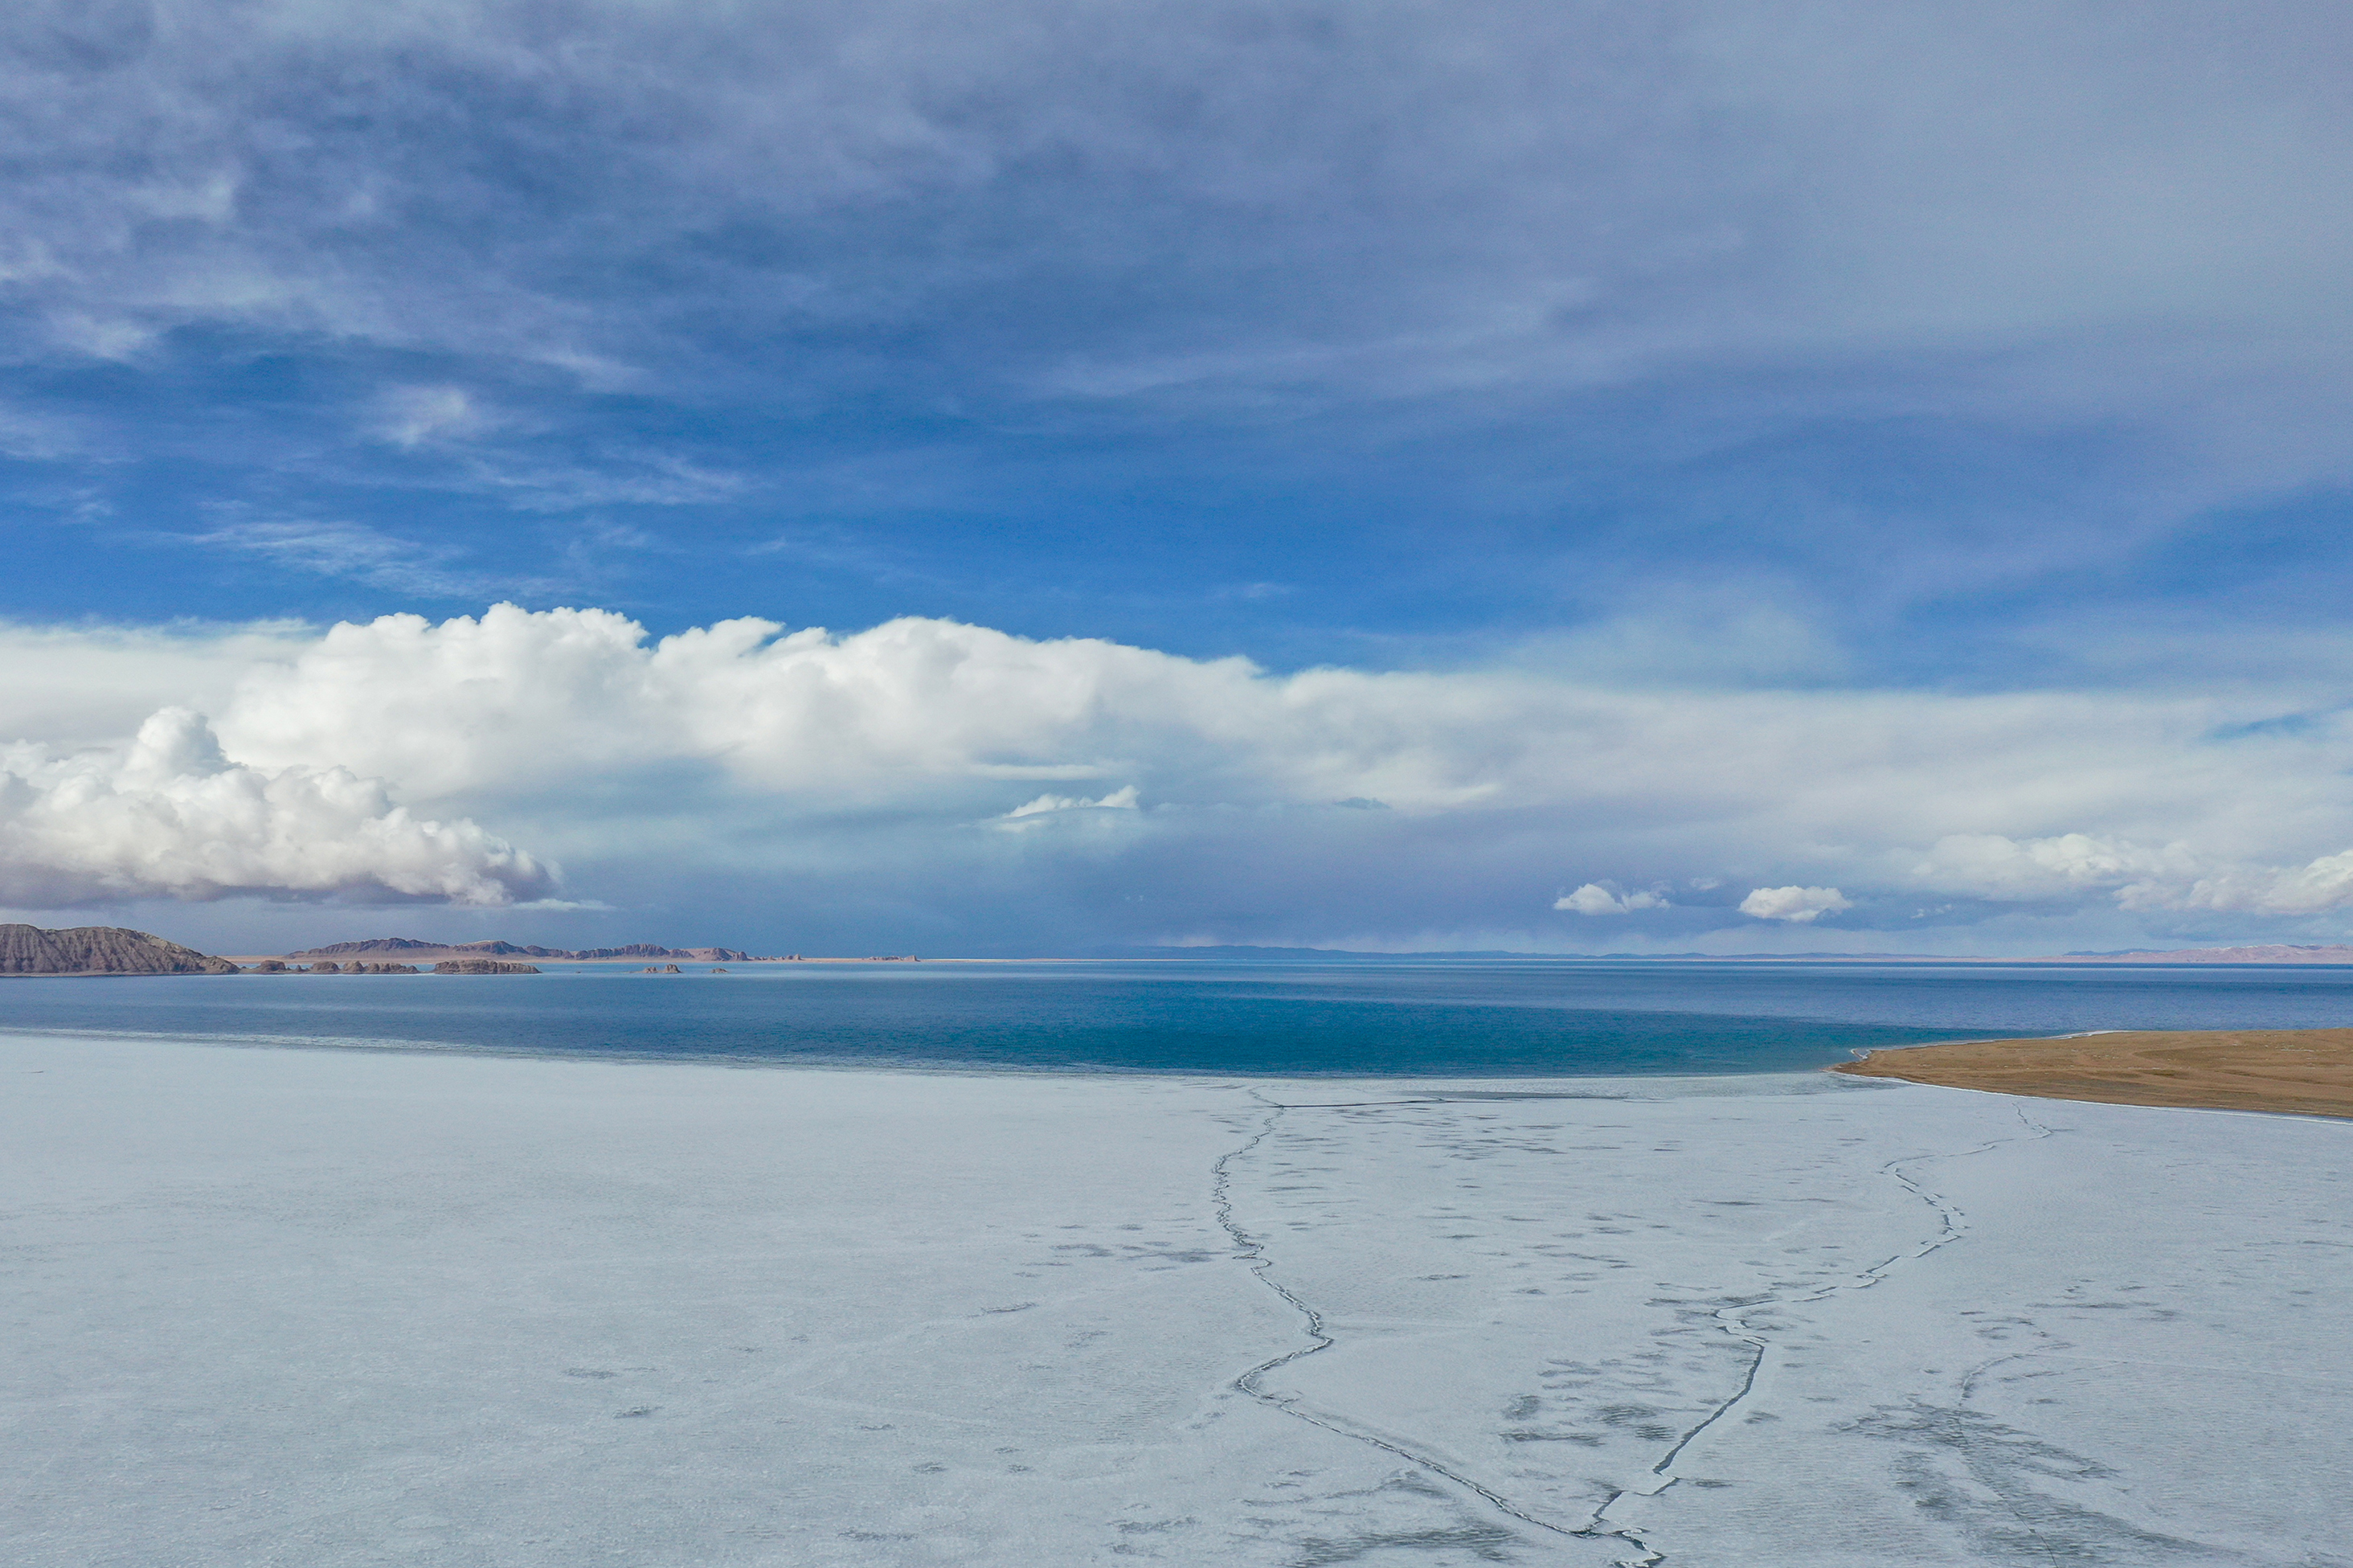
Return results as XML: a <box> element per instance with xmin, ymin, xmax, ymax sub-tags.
<box><xmin>6</xmin><ymin>960</ymin><xmax>2351</xmax><ymax>1075</ymax></box>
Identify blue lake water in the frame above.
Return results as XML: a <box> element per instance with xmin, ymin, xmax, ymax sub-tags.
<box><xmin>6</xmin><ymin>960</ymin><xmax>2352</xmax><ymax>1076</ymax></box>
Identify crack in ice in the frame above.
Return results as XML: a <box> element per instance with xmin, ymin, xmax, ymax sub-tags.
<box><xmin>1215</xmin><ymin>1092</ymin><xmax>2067</xmax><ymax>1566</ymax></box>
<box><xmin>1213</xmin><ymin>1094</ymin><xmax>1664</xmax><ymax>1565</ymax></box>
<box><xmin>1583</xmin><ymin>1100</ymin><xmax>2060</xmax><ymax>1552</ymax></box>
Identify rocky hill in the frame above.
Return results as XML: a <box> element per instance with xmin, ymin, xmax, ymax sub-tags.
<box><xmin>289</xmin><ymin>937</ymin><xmax>575</xmax><ymax>960</ymax></box>
<box><xmin>1</xmin><ymin>925</ymin><xmax>238</xmax><ymax>976</ymax></box>
<box><xmin>573</xmin><ymin>944</ymin><xmax>751</xmax><ymax>961</ymax></box>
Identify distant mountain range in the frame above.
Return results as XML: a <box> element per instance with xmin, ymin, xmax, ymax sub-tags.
<box><xmin>2041</xmin><ymin>944</ymin><xmax>2353</xmax><ymax>964</ymax></box>
<box><xmin>1102</xmin><ymin>943</ymin><xmax>2353</xmax><ymax>964</ymax></box>
<box><xmin>285</xmin><ymin>938</ymin><xmax>754</xmax><ymax>962</ymax></box>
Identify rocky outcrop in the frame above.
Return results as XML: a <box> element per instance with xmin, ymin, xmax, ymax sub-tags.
<box><xmin>0</xmin><ymin>924</ymin><xmax>237</xmax><ymax>976</ymax></box>
<box><xmin>432</xmin><ymin>959</ymin><xmax>540</xmax><ymax>975</ymax></box>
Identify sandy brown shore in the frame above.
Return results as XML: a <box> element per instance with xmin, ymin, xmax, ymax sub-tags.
<box><xmin>1835</xmin><ymin>1028</ymin><xmax>2353</xmax><ymax>1118</ymax></box>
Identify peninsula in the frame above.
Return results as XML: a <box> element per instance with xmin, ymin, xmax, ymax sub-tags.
<box><xmin>1835</xmin><ymin>1028</ymin><xmax>2353</xmax><ymax>1118</ymax></box>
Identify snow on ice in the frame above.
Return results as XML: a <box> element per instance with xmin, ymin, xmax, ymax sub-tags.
<box><xmin>2</xmin><ymin>1036</ymin><xmax>2346</xmax><ymax>1566</ymax></box>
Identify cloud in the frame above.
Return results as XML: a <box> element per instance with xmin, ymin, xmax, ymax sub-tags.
<box><xmin>0</xmin><ymin>400</ymin><xmax>88</xmax><ymax>460</ymax></box>
<box><xmin>1897</xmin><ymin>832</ymin><xmax>2353</xmax><ymax>916</ymax></box>
<box><xmin>181</xmin><ymin>518</ymin><xmax>485</xmax><ymax>597</ymax></box>
<box><xmin>0</xmin><ymin>617</ymin><xmax>317</xmax><ymax>747</ymax></box>
<box><xmin>2</xmin><ymin>0</ymin><xmax>2350</xmax><ymax>712</ymax></box>
<box><xmin>1905</xmin><ymin>832</ymin><xmax>2184</xmax><ymax>899</ymax></box>
<box><xmin>0</xmin><ymin>707</ymin><xmax>551</xmax><ymax>907</ymax></box>
<box><xmin>1738</xmin><ymin>886</ymin><xmax>1852</xmax><ymax>923</ymax></box>
<box><xmin>370</xmin><ymin>385</ymin><xmax>499</xmax><ymax>448</ymax></box>
<box><xmin>191</xmin><ymin>607</ymin><xmax>2353</xmax><ymax>896</ymax></box>
<box><xmin>1555</xmin><ymin>883</ymin><xmax>1669</xmax><ymax>915</ymax></box>
<box><xmin>4</xmin><ymin>2</ymin><xmax>2347</xmax><ymax>460</ymax></box>
<box><xmin>2140</xmin><ymin>852</ymin><xmax>2353</xmax><ymax>915</ymax></box>
<box><xmin>174</xmin><ymin>516</ymin><xmax>628</xmax><ymax>601</ymax></box>
<box><xmin>12</xmin><ymin>603</ymin><xmax>2353</xmax><ymax>945</ymax></box>
<box><xmin>989</xmin><ymin>783</ymin><xmax>1143</xmax><ymax>837</ymax></box>
<box><xmin>1003</xmin><ymin>784</ymin><xmax>1140</xmax><ymax>819</ymax></box>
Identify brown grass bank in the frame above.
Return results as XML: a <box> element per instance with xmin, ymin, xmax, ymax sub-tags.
<box><xmin>1832</xmin><ymin>1029</ymin><xmax>2353</xmax><ymax>1119</ymax></box>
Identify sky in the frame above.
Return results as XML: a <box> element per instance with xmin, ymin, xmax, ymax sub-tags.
<box><xmin>5</xmin><ymin>0</ymin><xmax>2353</xmax><ymax>956</ymax></box>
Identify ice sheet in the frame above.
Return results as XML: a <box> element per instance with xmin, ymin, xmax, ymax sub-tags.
<box><xmin>2</xmin><ymin>1036</ymin><xmax>2346</xmax><ymax>1566</ymax></box>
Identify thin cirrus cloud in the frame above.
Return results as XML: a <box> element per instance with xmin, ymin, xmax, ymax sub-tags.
<box><xmin>6</xmin><ymin>604</ymin><xmax>2353</xmax><ymax>950</ymax></box>
<box><xmin>182</xmin><ymin>519</ymin><xmax>490</xmax><ymax>598</ymax></box>
<box><xmin>176</xmin><ymin>517</ymin><xmax>648</xmax><ymax>604</ymax></box>
<box><xmin>2</xmin><ymin>2</ymin><xmax>2351</xmax><ymax>675</ymax></box>
<box><xmin>10</xmin><ymin>2</ymin><xmax>2343</xmax><ymax>399</ymax></box>
<box><xmin>369</xmin><ymin>385</ymin><xmax>501</xmax><ymax>449</ymax></box>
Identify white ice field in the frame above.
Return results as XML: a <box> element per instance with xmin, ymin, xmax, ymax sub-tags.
<box><xmin>4</xmin><ymin>1034</ymin><xmax>2347</xmax><ymax>1568</ymax></box>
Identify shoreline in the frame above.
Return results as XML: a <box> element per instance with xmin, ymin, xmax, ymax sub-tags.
<box><xmin>1833</xmin><ymin>1027</ymin><xmax>2353</xmax><ymax>1119</ymax></box>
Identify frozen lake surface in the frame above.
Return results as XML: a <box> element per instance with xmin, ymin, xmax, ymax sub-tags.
<box><xmin>4</xmin><ymin>1034</ymin><xmax>2347</xmax><ymax>1566</ymax></box>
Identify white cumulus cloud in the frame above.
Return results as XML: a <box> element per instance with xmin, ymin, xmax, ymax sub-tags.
<box><xmin>1004</xmin><ymin>785</ymin><xmax>1140</xmax><ymax>820</ymax></box>
<box><xmin>1897</xmin><ymin>832</ymin><xmax>2353</xmax><ymax>918</ymax></box>
<box><xmin>1554</xmin><ymin>883</ymin><xmax>1670</xmax><ymax>915</ymax></box>
<box><xmin>14</xmin><ymin>604</ymin><xmax>2353</xmax><ymax>946</ymax></box>
<box><xmin>2119</xmin><ymin>850</ymin><xmax>2353</xmax><ymax>916</ymax></box>
<box><xmin>1739</xmin><ymin>886</ymin><xmax>1853</xmax><ymax>923</ymax></box>
<box><xmin>0</xmin><ymin>708</ymin><xmax>551</xmax><ymax>907</ymax></box>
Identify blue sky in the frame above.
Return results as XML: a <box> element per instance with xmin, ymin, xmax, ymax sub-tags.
<box><xmin>6</xmin><ymin>2</ymin><xmax>2353</xmax><ymax>954</ymax></box>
